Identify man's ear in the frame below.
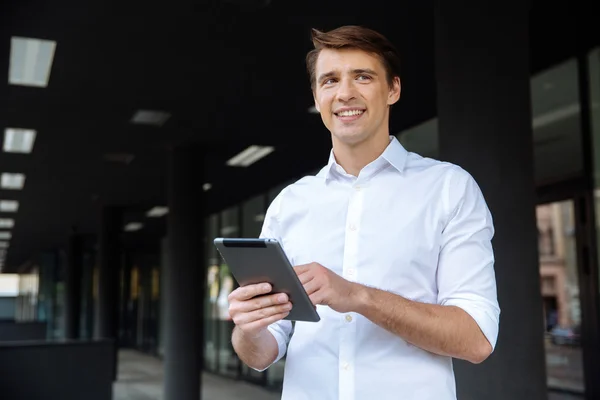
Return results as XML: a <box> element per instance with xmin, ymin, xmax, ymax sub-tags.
<box><xmin>388</xmin><ymin>77</ymin><xmax>401</xmax><ymax>105</ymax></box>
<box><xmin>313</xmin><ymin>93</ymin><xmax>320</xmax><ymax>112</ymax></box>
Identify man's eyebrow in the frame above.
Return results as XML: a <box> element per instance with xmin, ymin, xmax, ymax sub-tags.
<box><xmin>317</xmin><ymin>68</ymin><xmax>379</xmax><ymax>84</ymax></box>
<box><xmin>353</xmin><ymin>68</ymin><xmax>378</xmax><ymax>76</ymax></box>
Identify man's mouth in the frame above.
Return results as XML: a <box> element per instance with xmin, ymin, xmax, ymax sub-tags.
<box><xmin>334</xmin><ymin>109</ymin><xmax>365</xmax><ymax>117</ymax></box>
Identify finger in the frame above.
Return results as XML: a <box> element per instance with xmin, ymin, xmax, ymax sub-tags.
<box><xmin>234</xmin><ymin>303</ymin><xmax>293</xmax><ymax>326</ymax></box>
<box><xmin>297</xmin><ymin>271</ymin><xmax>314</xmax><ymax>285</ymax></box>
<box><xmin>309</xmin><ymin>290</ymin><xmax>326</xmax><ymax>306</ymax></box>
<box><xmin>303</xmin><ymin>279</ymin><xmax>321</xmax><ymax>296</ymax></box>
<box><xmin>233</xmin><ymin>292</ymin><xmax>289</xmax><ymax>313</ymax></box>
<box><xmin>242</xmin><ymin>311</ymin><xmax>291</xmax><ymax>334</ymax></box>
<box><xmin>293</xmin><ymin>264</ymin><xmax>310</xmax><ymax>275</ymax></box>
<box><xmin>229</xmin><ymin>283</ymin><xmax>272</xmax><ymax>301</ymax></box>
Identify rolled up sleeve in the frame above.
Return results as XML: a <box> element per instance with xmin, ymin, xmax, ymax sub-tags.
<box><xmin>437</xmin><ymin>168</ymin><xmax>501</xmax><ymax>350</ymax></box>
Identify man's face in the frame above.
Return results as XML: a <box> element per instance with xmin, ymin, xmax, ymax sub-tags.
<box><xmin>313</xmin><ymin>48</ymin><xmax>400</xmax><ymax>146</ymax></box>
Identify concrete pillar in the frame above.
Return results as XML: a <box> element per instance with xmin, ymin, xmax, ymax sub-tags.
<box><xmin>95</xmin><ymin>206</ymin><xmax>122</xmax><ymax>341</ymax></box>
<box><xmin>435</xmin><ymin>2</ymin><xmax>548</xmax><ymax>399</ymax></box>
<box><xmin>95</xmin><ymin>206</ymin><xmax>122</xmax><ymax>381</ymax></box>
<box><xmin>164</xmin><ymin>144</ymin><xmax>205</xmax><ymax>400</ymax></box>
<box><xmin>65</xmin><ymin>232</ymin><xmax>83</xmax><ymax>339</ymax></box>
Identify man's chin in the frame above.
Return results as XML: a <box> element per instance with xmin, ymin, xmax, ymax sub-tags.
<box><xmin>331</xmin><ymin>131</ymin><xmax>368</xmax><ymax>146</ymax></box>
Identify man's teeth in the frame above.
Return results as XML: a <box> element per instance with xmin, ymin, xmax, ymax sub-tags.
<box><xmin>337</xmin><ymin>110</ymin><xmax>364</xmax><ymax>117</ymax></box>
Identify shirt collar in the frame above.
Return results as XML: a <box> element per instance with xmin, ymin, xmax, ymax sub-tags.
<box><xmin>317</xmin><ymin>136</ymin><xmax>409</xmax><ymax>182</ymax></box>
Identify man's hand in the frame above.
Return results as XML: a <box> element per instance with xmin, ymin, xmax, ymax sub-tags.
<box><xmin>228</xmin><ymin>283</ymin><xmax>293</xmax><ymax>339</ymax></box>
<box><xmin>294</xmin><ymin>262</ymin><xmax>358</xmax><ymax>313</ymax></box>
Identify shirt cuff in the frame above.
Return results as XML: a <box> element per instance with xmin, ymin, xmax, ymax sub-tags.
<box><xmin>251</xmin><ymin>323</ymin><xmax>290</xmax><ymax>372</ymax></box>
<box><xmin>443</xmin><ymin>299</ymin><xmax>500</xmax><ymax>351</ymax></box>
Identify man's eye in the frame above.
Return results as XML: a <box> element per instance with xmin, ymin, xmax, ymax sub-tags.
<box><xmin>357</xmin><ymin>75</ymin><xmax>371</xmax><ymax>81</ymax></box>
<box><xmin>324</xmin><ymin>79</ymin><xmax>336</xmax><ymax>85</ymax></box>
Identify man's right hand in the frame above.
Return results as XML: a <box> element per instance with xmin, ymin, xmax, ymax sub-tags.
<box><xmin>228</xmin><ymin>283</ymin><xmax>293</xmax><ymax>338</ymax></box>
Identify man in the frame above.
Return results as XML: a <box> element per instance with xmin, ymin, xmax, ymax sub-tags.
<box><xmin>227</xmin><ymin>25</ymin><xmax>500</xmax><ymax>400</ymax></box>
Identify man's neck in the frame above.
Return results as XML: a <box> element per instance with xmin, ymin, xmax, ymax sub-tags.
<box><xmin>332</xmin><ymin>133</ymin><xmax>390</xmax><ymax>177</ymax></box>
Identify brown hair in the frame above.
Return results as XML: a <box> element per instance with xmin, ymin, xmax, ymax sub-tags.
<box><xmin>306</xmin><ymin>25</ymin><xmax>401</xmax><ymax>90</ymax></box>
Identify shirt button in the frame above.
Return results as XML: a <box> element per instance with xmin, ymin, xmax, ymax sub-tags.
<box><xmin>345</xmin><ymin>315</ymin><xmax>353</xmax><ymax>322</ymax></box>
<box><xmin>342</xmin><ymin>362</ymin><xmax>350</xmax><ymax>370</ymax></box>
<box><xmin>349</xmin><ymin>223</ymin><xmax>357</xmax><ymax>231</ymax></box>
<box><xmin>347</xmin><ymin>268</ymin><xmax>355</xmax><ymax>276</ymax></box>
<box><xmin>354</xmin><ymin>185</ymin><xmax>362</xmax><ymax>191</ymax></box>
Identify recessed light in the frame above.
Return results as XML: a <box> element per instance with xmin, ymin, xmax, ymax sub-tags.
<box><xmin>146</xmin><ymin>207</ymin><xmax>168</xmax><ymax>218</ymax></box>
<box><xmin>226</xmin><ymin>145</ymin><xmax>275</xmax><ymax>167</ymax></box>
<box><xmin>4</xmin><ymin>128</ymin><xmax>37</xmax><ymax>153</ymax></box>
<box><xmin>0</xmin><ymin>219</ymin><xmax>14</xmax><ymax>229</ymax></box>
<box><xmin>254</xmin><ymin>213</ymin><xmax>265</xmax><ymax>222</ymax></box>
<box><xmin>1</xmin><ymin>173</ymin><xmax>25</xmax><ymax>190</ymax></box>
<box><xmin>9</xmin><ymin>37</ymin><xmax>57</xmax><ymax>88</ymax></box>
<box><xmin>308</xmin><ymin>105</ymin><xmax>319</xmax><ymax>114</ymax></box>
<box><xmin>0</xmin><ymin>232</ymin><xmax>11</xmax><ymax>240</ymax></box>
<box><xmin>0</xmin><ymin>200</ymin><xmax>19</xmax><ymax>212</ymax></box>
<box><xmin>0</xmin><ymin>241</ymin><xmax>9</xmax><ymax>249</ymax></box>
<box><xmin>124</xmin><ymin>222</ymin><xmax>143</xmax><ymax>232</ymax></box>
<box><xmin>131</xmin><ymin>110</ymin><xmax>171</xmax><ymax>126</ymax></box>
<box><xmin>203</xmin><ymin>183</ymin><xmax>212</xmax><ymax>191</ymax></box>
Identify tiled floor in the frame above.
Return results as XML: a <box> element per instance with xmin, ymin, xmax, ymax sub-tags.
<box><xmin>114</xmin><ymin>349</ymin><xmax>583</xmax><ymax>400</ymax></box>
<box><xmin>113</xmin><ymin>350</ymin><xmax>280</xmax><ymax>400</ymax></box>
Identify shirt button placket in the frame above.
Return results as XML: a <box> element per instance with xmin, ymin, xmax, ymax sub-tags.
<box><xmin>339</xmin><ymin>183</ymin><xmax>362</xmax><ymax>400</ymax></box>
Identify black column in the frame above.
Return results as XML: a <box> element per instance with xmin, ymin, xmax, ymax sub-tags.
<box><xmin>65</xmin><ymin>231</ymin><xmax>83</xmax><ymax>339</ymax></box>
<box><xmin>435</xmin><ymin>2</ymin><xmax>547</xmax><ymax>399</ymax></box>
<box><xmin>164</xmin><ymin>144</ymin><xmax>204</xmax><ymax>400</ymax></box>
<box><xmin>95</xmin><ymin>206</ymin><xmax>122</xmax><ymax>342</ymax></box>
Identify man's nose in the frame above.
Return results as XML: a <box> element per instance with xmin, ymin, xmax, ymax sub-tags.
<box><xmin>335</xmin><ymin>79</ymin><xmax>357</xmax><ymax>102</ymax></box>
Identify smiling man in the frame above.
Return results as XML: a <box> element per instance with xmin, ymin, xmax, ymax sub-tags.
<box><xmin>227</xmin><ymin>25</ymin><xmax>500</xmax><ymax>400</ymax></box>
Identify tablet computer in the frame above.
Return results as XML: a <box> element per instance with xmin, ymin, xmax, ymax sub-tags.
<box><xmin>213</xmin><ymin>238</ymin><xmax>320</xmax><ymax>322</ymax></box>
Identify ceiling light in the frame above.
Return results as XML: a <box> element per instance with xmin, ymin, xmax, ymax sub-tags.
<box><xmin>308</xmin><ymin>105</ymin><xmax>319</xmax><ymax>114</ymax></box>
<box><xmin>4</xmin><ymin>128</ymin><xmax>37</xmax><ymax>153</ymax></box>
<box><xmin>203</xmin><ymin>183</ymin><xmax>212</xmax><ymax>191</ymax></box>
<box><xmin>0</xmin><ymin>232</ymin><xmax>11</xmax><ymax>240</ymax></box>
<box><xmin>124</xmin><ymin>222</ymin><xmax>143</xmax><ymax>232</ymax></box>
<box><xmin>255</xmin><ymin>213</ymin><xmax>265</xmax><ymax>222</ymax></box>
<box><xmin>146</xmin><ymin>207</ymin><xmax>168</xmax><ymax>218</ymax></box>
<box><xmin>131</xmin><ymin>110</ymin><xmax>171</xmax><ymax>126</ymax></box>
<box><xmin>0</xmin><ymin>200</ymin><xmax>19</xmax><ymax>212</ymax></box>
<box><xmin>0</xmin><ymin>242</ymin><xmax>9</xmax><ymax>249</ymax></box>
<box><xmin>226</xmin><ymin>145</ymin><xmax>275</xmax><ymax>167</ymax></box>
<box><xmin>0</xmin><ymin>219</ymin><xmax>14</xmax><ymax>229</ymax></box>
<box><xmin>1</xmin><ymin>173</ymin><xmax>25</xmax><ymax>190</ymax></box>
<box><xmin>9</xmin><ymin>37</ymin><xmax>57</xmax><ymax>88</ymax></box>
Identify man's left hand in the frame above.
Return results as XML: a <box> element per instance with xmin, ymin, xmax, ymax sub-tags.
<box><xmin>294</xmin><ymin>262</ymin><xmax>359</xmax><ymax>314</ymax></box>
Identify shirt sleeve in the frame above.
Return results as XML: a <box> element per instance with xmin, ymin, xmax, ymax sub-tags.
<box><xmin>253</xmin><ymin>188</ymin><xmax>293</xmax><ymax>370</ymax></box>
<box><xmin>436</xmin><ymin>167</ymin><xmax>501</xmax><ymax>351</ymax></box>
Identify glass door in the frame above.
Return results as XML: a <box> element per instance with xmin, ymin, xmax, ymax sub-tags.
<box><xmin>536</xmin><ymin>200</ymin><xmax>585</xmax><ymax>397</ymax></box>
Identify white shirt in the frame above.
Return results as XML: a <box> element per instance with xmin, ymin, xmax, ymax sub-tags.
<box><xmin>259</xmin><ymin>136</ymin><xmax>500</xmax><ymax>400</ymax></box>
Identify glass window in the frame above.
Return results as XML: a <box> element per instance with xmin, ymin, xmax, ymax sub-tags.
<box><xmin>536</xmin><ymin>201</ymin><xmax>584</xmax><ymax>394</ymax></box>
<box><xmin>531</xmin><ymin>59</ymin><xmax>583</xmax><ymax>186</ymax></box>
<box><xmin>204</xmin><ymin>214</ymin><xmax>219</xmax><ymax>372</ymax></box>
<box><xmin>396</xmin><ymin>118</ymin><xmax>439</xmax><ymax>159</ymax></box>
<box><xmin>242</xmin><ymin>195</ymin><xmax>266</xmax><ymax>238</ymax></box>
<box><xmin>217</xmin><ymin>207</ymin><xmax>240</xmax><ymax>378</ymax></box>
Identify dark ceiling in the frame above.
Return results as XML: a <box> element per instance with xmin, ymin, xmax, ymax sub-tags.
<box><xmin>0</xmin><ymin>0</ymin><xmax>596</xmax><ymax>271</ymax></box>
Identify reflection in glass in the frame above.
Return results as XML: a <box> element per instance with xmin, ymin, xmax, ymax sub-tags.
<box><xmin>537</xmin><ymin>201</ymin><xmax>584</xmax><ymax>394</ymax></box>
<box><xmin>530</xmin><ymin>59</ymin><xmax>582</xmax><ymax>186</ymax></box>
